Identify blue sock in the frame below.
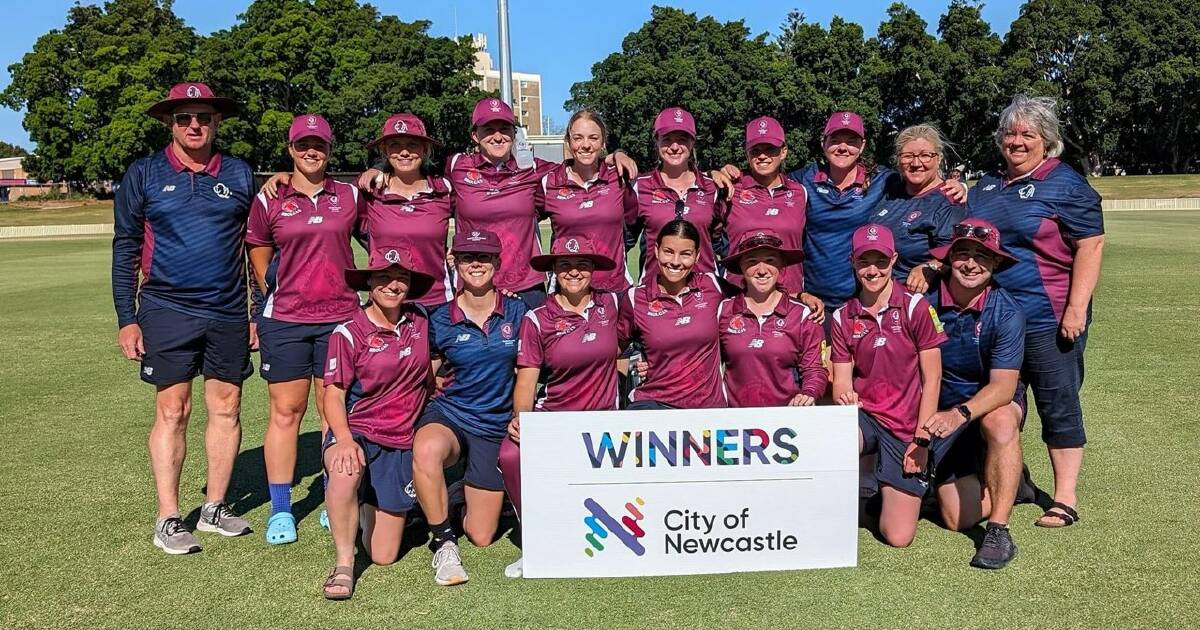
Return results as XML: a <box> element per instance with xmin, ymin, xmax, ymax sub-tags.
<box><xmin>268</xmin><ymin>483</ymin><xmax>291</xmax><ymax>515</ymax></box>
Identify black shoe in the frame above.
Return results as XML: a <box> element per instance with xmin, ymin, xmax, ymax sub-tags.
<box><xmin>970</xmin><ymin>523</ymin><xmax>1018</xmax><ymax>570</ymax></box>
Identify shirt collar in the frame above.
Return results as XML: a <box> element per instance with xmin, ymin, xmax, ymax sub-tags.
<box><xmin>649</xmin><ymin>167</ymin><xmax>704</xmax><ymax>192</ymax></box>
<box><xmin>545</xmin><ymin>292</ymin><xmax>597</xmax><ymax>318</ymax></box>
<box><xmin>735</xmin><ymin>173</ymin><xmax>797</xmax><ymax>193</ymax></box>
<box><xmin>354</xmin><ymin>305</ymin><xmax>409</xmax><ymax>335</ymax></box>
<box><xmin>164</xmin><ymin>145</ymin><xmax>222</xmax><ymax>177</ymax></box>
<box><xmin>938</xmin><ymin>280</ymin><xmax>991</xmax><ymax>313</ymax></box>
<box><xmin>1004</xmin><ymin>157</ymin><xmax>1060</xmax><ymax>186</ymax></box>
<box><xmin>846</xmin><ymin>283</ymin><xmax>908</xmax><ymax>318</ymax></box>
<box><xmin>732</xmin><ymin>292</ymin><xmax>791</xmax><ymax>319</ymax></box>
<box><xmin>552</xmin><ymin>161</ymin><xmax>615</xmax><ymax>188</ymax></box>
<box><xmin>448</xmin><ymin>293</ymin><xmax>506</xmax><ymax>324</ymax></box>
<box><xmin>812</xmin><ymin>163</ymin><xmax>866</xmax><ymax>188</ymax></box>
<box><xmin>279</xmin><ymin>178</ymin><xmax>338</xmax><ymax>200</ymax></box>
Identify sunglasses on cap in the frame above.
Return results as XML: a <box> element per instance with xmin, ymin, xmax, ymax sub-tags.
<box><xmin>172</xmin><ymin>112</ymin><xmax>215</xmax><ymax>127</ymax></box>
<box><xmin>739</xmin><ymin>233</ymin><xmax>784</xmax><ymax>251</ymax></box>
<box><xmin>953</xmin><ymin>223</ymin><xmax>993</xmax><ymax>240</ymax></box>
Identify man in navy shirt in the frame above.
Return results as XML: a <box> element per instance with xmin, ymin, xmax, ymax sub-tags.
<box><xmin>112</xmin><ymin>82</ymin><xmax>256</xmax><ymax>554</ymax></box>
<box><xmin>922</xmin><ymin>219</ymin><xmax>1026</xmax><ymax>569</ymax></box>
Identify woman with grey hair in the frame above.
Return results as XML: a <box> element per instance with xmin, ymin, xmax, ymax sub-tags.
<box><xmin>965</xmin><ymin>94</ymin><xmax>1104</xmax><ymax>533</ymax></box>
<box><xmin>869</xmin><ymin>123</ymin><xmax>966</xmax><ymax>292</ymax></box>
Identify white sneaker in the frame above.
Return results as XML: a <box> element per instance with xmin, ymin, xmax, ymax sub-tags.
<box><xmin>504</xmin><ymin>557</ymin><xmax>523</xmax><ymax>578</ymax></box>
<box><xmin>432</xmin><ymin>541</ymin><xmax>469</xmax><ymax>586</ymax></box>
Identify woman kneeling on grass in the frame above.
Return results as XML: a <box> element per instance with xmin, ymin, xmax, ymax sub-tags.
<box><xmin>830</xmin><ymin>224</ymin><xmax>954</xmax><ymax>547</ymax></box>
<box><xmin>319</xmin><ymin>246</ymin><xmax>435</xmax><ymax>600</ymax></box>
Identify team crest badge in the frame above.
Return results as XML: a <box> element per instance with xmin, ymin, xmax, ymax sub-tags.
<box><xmin>1019</xmin><ymin>183</ymin><xmax>1035</xmax><ymax>199</ymax></box>
<box><xmin>673</xmin><ymin>109</ymin><xmax>684</xmax><ymax>123</ymax></box>
<box><xmin>306</xmin><ymin>115</ymin><xmax>318</xmax><ymax>128</ymax></box>
<box><xmin>757</xmin><ymin>119</ymin><xmax>768</xmax><ymax>134</ymax></box>
<box><xmin>212</xmin><ymin>183</ymin><xmax>231</xmax><ymax>199</ymax></box>
<box><xmin>866</xmin><ymin>226</ymin><xmax>879</xmax><ymax>241</ymax></box>
<box><xmin>739</xmin><ymin>190</ymin><xmax>757</xmax><ymax>205</ymax></box>
<box><xmin>490</xmin><ymin>99</ymin><xmax>502</xmax><ymax>112</ymax></box>
<box><xmin>841</xmin><ymin>112</ymin><xmax>851</xmax><ymax>125</ymax></box>
<box><xmin>394</xmin><ymin>120</ymin><xmax>408</xmax><ymax>134</ymax></box>
<box><xmin>728</xmin><ymin>315</ymin><xmax>746</xmax><ymax>333</ymax></box>
<box><xmin>280</xmin><ymin>199</ymin><xmax>301</xmax><ymax>217</ymax></box>
<box><xmin>367</xmin><ymin>333</ymin><xmax>389</xmax><ymax>353</ymax></box>
<box><xmin>852</xmin><ymin>320</ymin><xmax>868</xmax><ymax>339</ymax></box>
<box><xmin>385</xmin><ymin>249</ymin><xmax>401</xmax><ymax>263</ymax></box>
<box><xmin>566</xmin><ymin>238</ymin><xmax>580</xmax><ymax>253</ymax></box>
<box><xmin>501</xmin><ymin>323</ymin><xmax>514</xmax><ymax>339</ymax></box>
<box><xmin>186</xmin><ymin>85</ymin><xmax>201</xmax><ymax>98</ymax></box>
<box><xmin>464</xmin><ymin>169</ymin><xmax>483</xmax><ymax>185</ymax></box>
<box><xmin>648</xmin><ymin>300</ymin><xmax>666</xmax><ymax>317</ymax></box>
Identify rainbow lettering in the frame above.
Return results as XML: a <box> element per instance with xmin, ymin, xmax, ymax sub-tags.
<box><xmin>581</xmin><ymin>428</ymin><xmax>799</xmax><ymax>468</ymax></box>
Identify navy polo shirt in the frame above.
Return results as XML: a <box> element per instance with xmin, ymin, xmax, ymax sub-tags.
<box><xmin>931</xmin><ymin>282</ymin><xmax>1026</xmax><ymax>409</ymax></box>
<box><xmin>791</xmin><ymin>163</ymin><xmax>899</xmax><ymax>310</ymax></box>
<box><xmin>871</xmin><ymin>181</ymin><xmax>965</xmax><ymax>280</ymax></box>
<box><xmin>112</xmin><ymin>146</ymin><xmax>255</xmax><ymax>327</ymax></box>
<box><xmin>966</xmin><ymin>158</ymin><xmax>1104</xmax><ymax>333</ymax></box>
<box><xmin>427</xmin><ymin>294</ymin><xmax>529</xmax><ymax>440</ymax></box>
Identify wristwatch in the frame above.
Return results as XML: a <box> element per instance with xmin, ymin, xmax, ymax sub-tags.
<box><xmin>911</xmin><ymin>436</ymin><xmax>931</xmax><ymax>448</ymax></box>
<box><xmin>955</xmin><ymin>405</ymin><xmax>972</xmax><ymax>421</ymax></box>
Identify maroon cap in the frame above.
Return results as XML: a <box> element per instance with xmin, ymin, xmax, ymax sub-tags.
<box><xmin>288</xmin><ymin>114</ymin><xmax>333</xmax><ymax>144</ymax></box>
<box><xmin>745</xmin><ymin>116</ymin><xmax>785</xmax><ymax>150</ymax></box>
<box><xmin>344</xmin><ymin>245</ymin><xmax>434</xmax><ymax>298</ymax></box>
<box><xmin>653</xmin><ymin>106</ymin><xmax>696</xmax><ymax>139</ymax></box>
<box><xmin>368</xmin><ymin>113</ymin><xmax>439</xmax><ymax>149</ymax></box>
<box><xmin>823</xmin><ymin>111</ymin><xmax>865</xmax><ymax>139</ymax></box>
<box><xmin>146</xmin><ymin>82</ymin><xmax>237</xmax><ymax>118</ymax></box>
<box><xmin>851</xmin><ymin>224</ymin><xmax>896</xmax><ymax>259</ymax></box>
<box><xmin>929</xmin><ymin>219</ymin><xmax>1017</xmax><ymax>264</ymax></box>
<box><xmin>452</xmin><ymin>228</ymin><xmax>502</xmax><ymax>255</ymax></box>
<box><xmin>530</xmin><ymin>236</ymin><xmax>617</xmax><ymax>272</ymax></box>
<box><xmin>472</xmin><ymin>97</ymin><xmax>516</xmax><ymax>127</ymax></box>
<box><xmin>723</xmin><ymin>228</ymin><xmax>804</xmax><ymax>270</ymax></box>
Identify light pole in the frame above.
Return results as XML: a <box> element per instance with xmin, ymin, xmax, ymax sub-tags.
<box><xmin>497</xmin><ymin>0</ymin><xmax>513</xmax><ymax>108</ymax></box>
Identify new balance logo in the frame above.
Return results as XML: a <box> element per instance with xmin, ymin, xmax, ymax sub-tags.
<box><xmin>161</xmin><ymin>185</ymin><xmax>176</xmax><ymax>192</ymax></box>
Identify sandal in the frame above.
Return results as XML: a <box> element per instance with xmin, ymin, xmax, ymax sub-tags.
<box><xmin>266</xmin><ymin>512</ymin><xmax>297</xmax><ymax>545</ymax></box>
<box><xmin>1035</xmin><ymin>501</ymin><xmax>1079</xmax><ymax>528</ymax></box>
<box><xmin>322</xmin><ymin>565</ymin><xmax>355</xmax><ymax>601</ymax></box>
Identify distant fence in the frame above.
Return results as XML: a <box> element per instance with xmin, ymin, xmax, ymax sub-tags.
<box><xmin>1</xmin><ymin>198</ymin><xmax>1198</xmax><ymax>239</ymax></box>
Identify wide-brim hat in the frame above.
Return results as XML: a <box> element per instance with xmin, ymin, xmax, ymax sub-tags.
<box><xmin>530</xmin><ymin>236</ymin><xmax>617</xmax><ymax>272</ymax></box>
<box><xmin>722</xmin><ymin>229</ymin><xmax>804</xmax><ymax>271</ymax></box>
<box><xmin>367</xmin><ymin>113</ymin><xmax>440</xmax><ymax>149</ymax></box>
<box><xmin>344</xmin><ymin>246</ymin><xmax>434</xmax><ymax>298</ymax></box>
<box><xmin>929</xmin><ymin>219</ymin><xmax>1017</xmax><ymax>265</ymax></box>
<box><xmin>146</xmin><ymin>82</ymin><xmax>237</xmax><ymax>118</ymax></box>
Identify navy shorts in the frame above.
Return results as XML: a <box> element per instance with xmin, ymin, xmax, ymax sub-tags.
<box><xmin>417</xmin><ymin>407</ymin><xmax>505</xmax><ymax>491</ymax></box>
<box><xmin>1022</xmin><ymin>328</ymin><xmax>1088</xmax><ymax>448</ymax></box>
<box><xmin>138</xmin><ymin>302</ymin><xmax>252</xmax><ymax>386</ymax></box>
<box><xmin>256</xmin><ymin>319</ymin><xmax>337</xmax><ymax>382</ymax></box>
<box><xmin>858</xmin><ymin>410</ymin><xmax>974</xmax><ymax>497</ymax></box>
<box><xmin>322</xmin><ymin>432</ymin><xmax>416</xmax><ymax>514</ymax></box>
<box><xmin>627</xmin><ymin>399</ymin><xmax>677</xmax><ymax>411</ymax></box>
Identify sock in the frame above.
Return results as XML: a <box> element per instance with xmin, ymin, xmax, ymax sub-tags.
<box><xmin>430</xmin><ymin>519</ymin><xmax>457</xmax><ymax>548</ymax></box>
<box><xmin>268</xmin><ymin>483</ymin><xmax>291</xmax><ymax>515</ymax></box>
<box><xmin>988</xmin><ymin>521</ymin><xmax>1008</xmax><ymax>530</ymax></box>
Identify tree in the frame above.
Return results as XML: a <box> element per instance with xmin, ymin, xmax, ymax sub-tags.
<box><xmin>777</xmin><ymin>12</ymin><xmax>883</xmax><ymax>166</ymax></box>
<box><xmin>568</xmin><ymin>6</ymin><xmax>800</xmax><ymax>170</ymax></box>
<box><xmin>195</xmin><ymin>0</ymin><xmax>484</xmax><ymax>173</ymax></box>
<box><xmin>935</xmin><ymin>0</ymin><xmax>1007</xmax><ymax>171</ymax></box>
<box><xmin>1</xmin><ymin>0</ymin><xmax>197</xmax><ymax>185</ymax></box>
<box><xmin>1002</xmin><ymin>0</ymin><xmax>1120</xmax><ymax>175</ymax></box>
<box><xmin>0</xmin><ymin>141</ymin><xmax>29</xmax><ymax>159</ymax></box>
<box><xmin>872</xmin><ymin>3</ymin><xmax>947</xmax><ymax>139</ymax></box>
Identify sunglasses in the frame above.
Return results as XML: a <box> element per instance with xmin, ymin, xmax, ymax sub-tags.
<box><xmin>953</xmin><ymin>223</ymin><xmax>993</xmax><ymax>240</ymax></box>
<box><xmin>457</xmin><ymin>252</ymin><xmax>496</xmax><ymax>264</ymax></box>
<box><xmin>738</xmin><ymin>233</ymin><xmax>783</xmax><ymax>252</ymax></box>
<box><xmin>172</xmin><ymin>112</ymin><xmax>215</xmax><ymax>127</ymax></box>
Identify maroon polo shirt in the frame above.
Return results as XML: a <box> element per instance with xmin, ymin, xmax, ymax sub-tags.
<box><xmin>446</xmin><ymin>152</ymin><xmax>557</xmax><ymax>291</ymax></box>
<box><xmin>323</xmin><ymin>306</ymin><xmax>431</xmax><ymax>449</ymax></box>
<box><xmin>830</xmin><ymin>288</ymin><xmax>947</xmax><ymax>441</ymax></box>
<box><xmin>362</xmin><ymin>176</ymin><xmax>455</xmax><ymax>306</ymax></box>
<box><xmin>718</xmin><ymin>295</ymin><xmax>827</xmax><ymax>407</ymax></box>
<box><xmin>626</xmin><ymin>168</ymin><xmax>726</xmax><ymax>277</ymax></box>
<box><xmin>517</xmin><ymin>290</ymin><xmax>620</xmax><ymax>411</ymax></box>
<box><xmin>617</xmin><ymin>271</ymin><xmax>726</xmax><ymax>409</ymax></box>
<box><xmin>724</xmin><ymin>174</ymin><xmax>808</xmax><ymax>294</ymax></box>
<box><xmin>539</xmin><ymin>162</ymin><xmax>631</xmax><ymax>292</ymax></box>
<box><xmin>245</xmin><ymin>179</ymin><xmax>361</xmax><ymax>323</ymax></box>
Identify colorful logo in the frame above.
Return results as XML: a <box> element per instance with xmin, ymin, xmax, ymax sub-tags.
<box><xmin>583</xmin><ymin>496</ymin><xmax>646</xmax><ymax>557</ymax></box>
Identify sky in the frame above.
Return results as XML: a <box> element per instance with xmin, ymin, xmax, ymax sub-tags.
<box><xmin>0</xmin><ymin>0</ymin><xmax>1024</xmax><ymax>149</ymax></box>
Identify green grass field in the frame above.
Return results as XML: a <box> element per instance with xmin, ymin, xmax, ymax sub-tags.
<box><xmin>1</xmin><ymin>211</ymin><xmax>1198</xmax><ymax>628</ymax></box>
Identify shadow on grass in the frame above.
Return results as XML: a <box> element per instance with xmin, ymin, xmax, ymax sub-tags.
<box><xmin>189</xmin><ymin>430</ymin><xmax>325</xmax><ymax>527</ymax></box>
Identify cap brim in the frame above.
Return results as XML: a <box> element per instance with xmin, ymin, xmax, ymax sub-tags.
<box><xmin>851</xmin><ymin>245</ymin><xmax>895</xmax><ymax>260</ymax></box>
<box><xmin>823</xmin><ymin>125</ymin><xmax>864</xmax><ymax>139</ymax></box>
<box><xmin>472</xmin><ymin>113</ymin><xmax>515</xmax><ymax>127</ymax></box>
<box><xmin>723</xmin><ymin>246</ymin><xmax>804</xmax><ymax>271</ymax></box>
<box><xmin>529</xmin><ymin>252</ymin><xmax>617</xmax><ymax>273</ymax></box>
<box><xmin>344</xmin><ymin>264</ymin><xmax>434</xmax><ymax>298</ymax></box>
<box><xmin>146</xmin><ymin>97</ymin><xmax>238</xmax><ymax>119</ymax></box>
<box><xmin>367</xmin><ymin>133</ymin><xmax>441</xmax><ymax>149</ymax></box>
<box><xmin>930</xmin><ymin>239</ymin><xmax>1018</xmax><ymax>265</ymax></box>
<box><xmin>290</xmin><ymin>132</ymin><xmax>333</xmax><ymax>145</ymax></box>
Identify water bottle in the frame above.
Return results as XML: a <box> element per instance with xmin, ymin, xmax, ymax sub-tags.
<box><xmin>627</xmin><ymin>352</ymin><xmax>643</xmax><ymax>390</ymax></box>
<box><xmin>514</xmin><ymin>126</ymin><xmax>536</xmax><ymax>170</ymax></box>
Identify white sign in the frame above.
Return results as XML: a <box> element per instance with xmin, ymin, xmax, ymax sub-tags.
<box><xmin>520</xmin><ymin>406</ymin><xmax>859</xmax><ymax>578</ymax></box>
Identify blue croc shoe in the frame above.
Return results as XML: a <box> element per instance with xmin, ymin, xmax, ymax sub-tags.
<box><xmin>266</xmin><ymin>512</ymin><xmax>297</xmax><ymax>545</ymax></box>
<box><xmin>319</xmin><ymin>509</ymin><xmax>330</xmax><ymax>530</ymax></box>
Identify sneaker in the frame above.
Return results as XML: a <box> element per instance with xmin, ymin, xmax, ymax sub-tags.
<box><xmin>970</xmin><ymin>523</ymin><xmax>1018</xmax><ymax>570</ymax></box>
<box><xmin>431</xmin><ymin>541</ymin><xmax>469</xmax><ymax>586</ymax></box>
<box><xmin>504</xmin><ymin>556</ymin><xmax>523</xmax><ymax>578</ymax></box>
<box><xmin>196</xmin><ymin>502</ymin><xmax>252</xmax><ymax>537</ymax></box>
<box><xmin>153</xmin><ymin>515</ymin><xmax>201</xmax><ymax>555</ymax></box>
